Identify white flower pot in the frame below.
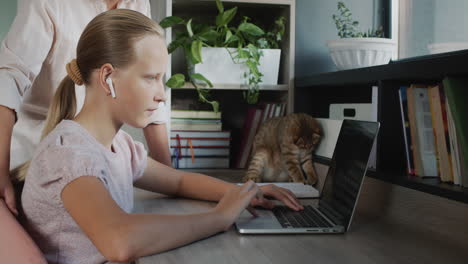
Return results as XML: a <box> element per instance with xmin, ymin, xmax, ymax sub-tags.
<box><xmin>427</xmin><ymin>42</ymin><xmax>468</xmax><ymax>54</ymax></box>
<box><xmin>327</xmin><ymin>38</ymin><xmax>397</xmax><ymax>70</ymax></box>
<box><xmin>193</xmin><ymin>47</ymin><xmax>281</xmax><ymax>85</ymax></box>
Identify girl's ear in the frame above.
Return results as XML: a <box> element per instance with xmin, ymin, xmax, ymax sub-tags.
<box><xmin>99</xmin><ymin>63</ymin><xmax>115</xmax><ymax>96</ymax></box>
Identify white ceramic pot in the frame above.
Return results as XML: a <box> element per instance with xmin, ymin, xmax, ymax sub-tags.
<box><xmin>427</xmin><ymin>42</ymin><xmax>468</xmax><ymax>54</ymax></box>
<box><xmin>327</xmin><ymin>38</ymin><xmax>397</xmax><ymax>70</ymax></box>
<box><xmin>193</xmin><ymin>47</ymin><xmax>281</xmax><ymax>85</ymax></box>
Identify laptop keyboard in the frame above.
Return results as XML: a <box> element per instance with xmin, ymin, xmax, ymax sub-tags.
<box><xmin>272</xmin><ymin>205</ymin><xmax>333</xmax><ymax>228</ymax></box>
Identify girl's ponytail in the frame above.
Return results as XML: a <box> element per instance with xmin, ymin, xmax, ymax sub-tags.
<box><xmin>41</xmin><ymin>75</ymin><xmax>77</xmax><ymax>139</ymax></box>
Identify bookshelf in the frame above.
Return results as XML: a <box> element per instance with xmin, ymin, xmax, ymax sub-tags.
<box><xmin>295</xmin><ymin>49</ymin><xmax>468</xmax><ymax>204</ymax></box>
<box><xmin>152</xmin><ymin>0</ymin><xmax>296</xmax><ymax>172</ymax></box>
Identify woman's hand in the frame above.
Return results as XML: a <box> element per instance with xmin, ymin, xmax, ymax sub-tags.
<box><xmin>0</xmin><ymin>170</ymin><xmax>17</xmax><ymax>216</ymax></box>
<box><xmin>250</xmin><ymin>184</ymin><xmax>303</xmax><ymax>212</ymax></box>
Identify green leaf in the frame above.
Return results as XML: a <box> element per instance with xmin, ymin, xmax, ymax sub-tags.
<box><xmin>226</xmin><ymin>34</ymin><xmax>239</xmax><ymax>45</ymax></box>
<box><xmin>190</xmin><ymin>73</ymin><xmax>213</xmax><ymax>88</ymax></box>
<box><xmin>186</xmin><ymin>19</ymin><xmax>194</xmax><ymax>37</ymax></box>
<box><xmin>223</xmin><ymin>7</ymin><xmax>237</xmax><ymax>26</ymax></box>
<box><xmin>238</xmin><ymin>22</ymin><xmax>264</xmax><ymax>36</ymax></box>
<box><xmin>216</xmin><ymin>7</ymin><xmax>237</xmax><ymax>27</ymax></box>
<box><xmin>184</xmin><ymin>45</ymin><xmax>197</xmax><ymax>65</ymax></box>
<box><xmin>225</xmin><ymin>29</ymin><xmax>232</xmax><ymax>43</ymax></box>
<box><xmin>215</xmin><ymin>0</ymin><xmax>224</xmax><ymax>13</ymax></box>
<box><xmin>165</xmin><ymin>74</ymin><xmax>186</xmax><ymax>88</ymax></box>
<box><xmin>210</xmin><ymin>101</ymin><xmax>220</xmax><ymax>113</ymax></box>
<box><xmin>167</xmin><ymin>36</ymin><xmax>187</xmax><ymax>54</ymax></box>
<box><xmin>191</xmin><ymin>40</ymin><xmax>203</xmax><ymax>64</ymax></box>
<box><xmin>160</xmin><ymin>16</ymin><xmax>184</xmax><ymax>28</ymax></box>
<box><xmin>198</xmin><ymin>29</ymin><xmax>219</xmax><ymax>43</ymax></box>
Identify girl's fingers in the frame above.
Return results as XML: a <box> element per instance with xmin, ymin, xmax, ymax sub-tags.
<box><xmin>246</xmin><ymin>205</ymin><xmax>258</xmax><ymax>217</ymax></box>
<box><xmin>274</xmin><ymin>188</ymin><xmax>303</xmax><ymax>211</ymax></box>
<box><xmin>240</xmin><ymin>180</ymin><xmax>255</xmax><ymax>193</ymax></box>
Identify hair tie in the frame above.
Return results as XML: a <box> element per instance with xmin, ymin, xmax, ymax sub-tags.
<box><xmin>66</xmin><ymin>59</ymin><xmax>84</xmax><ymax>85</ymax></box>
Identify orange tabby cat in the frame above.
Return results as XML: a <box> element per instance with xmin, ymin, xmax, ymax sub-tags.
<box><xmin>242</xmin><ymin>113</ymin><xmax>321</xmax><ymax>185</ymax></box>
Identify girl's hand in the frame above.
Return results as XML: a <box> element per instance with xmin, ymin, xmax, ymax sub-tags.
<box><xmin>213</xmin><ymin>180</ymin><xmax>260</xmax><ymax>231</ymax></box>
<box><xmin>250</xmin><ymin>184</ymin><xmax>304</xmax><ymax>212</ymax></box>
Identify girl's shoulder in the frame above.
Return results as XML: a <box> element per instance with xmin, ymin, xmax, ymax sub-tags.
<box><xmin>34</xmin><ymin>121</ymin><xmax>103</xmax><ymax>161</ymax></box>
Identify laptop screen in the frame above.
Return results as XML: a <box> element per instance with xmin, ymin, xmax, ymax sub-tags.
<box><xmin>318</xmin><ymin>120</ymin><xmax>379</xmax><ymax>230</ymax></box>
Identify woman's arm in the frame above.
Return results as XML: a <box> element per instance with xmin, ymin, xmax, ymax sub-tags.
<box><xmin>143</xmin><ymin>123</ymin><xmax>171</xmax><ymax>167</ymax></box>
<box><xmin>0</xmin><ymin>106</ymin><xmax>17</xmax><ymax>215</ymax></box>
<box><xmin>61</xmin><ymin>176</ymin><xmax>258</xmax><ymax>262</ymax></box>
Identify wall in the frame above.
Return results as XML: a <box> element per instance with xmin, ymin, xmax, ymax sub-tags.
<box><xmin>0</xmin><ymin>0</ymin><xmax>16</xmax><ymax>41</ymax></box>
<box><xmin>434</xmin><ymin>0</ymin><xmax>468</xmax><ymax>43</ymax></box>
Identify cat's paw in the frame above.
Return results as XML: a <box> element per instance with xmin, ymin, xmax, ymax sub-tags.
<box><xmin>243</xmin><ymin>175</ymin><xmax>261</xmax><ymax>183</ymax></box>
<box><xmin>307</xmin><ymin>175</ymin><xmax>318</xmax><ymax>186</ymax></box>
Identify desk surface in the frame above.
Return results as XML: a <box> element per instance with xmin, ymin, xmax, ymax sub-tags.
<box><xmin>133</xmin><ymin>188</ymin><xmax>467</xmax><ymax>264</ymax></box>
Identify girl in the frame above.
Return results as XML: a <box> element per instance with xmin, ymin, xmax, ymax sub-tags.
<box><xmin>17</xmin><ymin>9</ymin><xmax>302</xmax><ymax>263</ymax></box>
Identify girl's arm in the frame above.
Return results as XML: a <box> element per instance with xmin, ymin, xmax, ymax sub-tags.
<box><xmin>135</xmin><ymin>158</ymin><xmax>304</xmax><ymax>210</ymax></box>
<box><xmin>133</xmin><ymin>157</ymin><xmax>234</xmax><ymax>202</ymax></box>
<box><xmin>61</xmin><ymin>176</ymin><xmax>258</xmax><ymax>262</ymax></box>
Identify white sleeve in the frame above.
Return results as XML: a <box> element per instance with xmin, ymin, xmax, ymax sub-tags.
<box><xmin>148</xmin><ymin>102</ymin><xmax>168</xmax><ymax>125</ymax></box>
<box><xmin>0</xmin><ymin>0</ymin><xmax>55</xmax><ymax>113</ymax></box>
<box><xmin>145</xmin><ymin>0</ymin><xmax>152</xmax><ymax>19</ymax></box>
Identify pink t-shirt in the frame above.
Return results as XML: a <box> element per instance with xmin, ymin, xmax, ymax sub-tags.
<box><xmin>21</xmin><ymin>120</ymin><xmax>148</xmax><ymax>264</ymax></box>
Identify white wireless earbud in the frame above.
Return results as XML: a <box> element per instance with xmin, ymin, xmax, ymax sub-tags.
<box><xmin>106</xmin><ymin>77</ymin><xmax>116</xmax><ymax>98</ymax></box>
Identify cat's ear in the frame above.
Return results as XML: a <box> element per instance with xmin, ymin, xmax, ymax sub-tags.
<box><xmin>312</xmin><ymin>132</ymin><xmax>321</xmax><ymax>145</ymax></box>
<box><xmin>296</xmin><ymin>137</ymin><xmax>305</xmax><ymax>146</ymax></box>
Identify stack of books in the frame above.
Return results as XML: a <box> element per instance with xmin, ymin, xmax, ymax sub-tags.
<box><xmin>171</xmin><ymin>110</ymin><xmax>222</xmax><ymax>131</ymax></box>
<box><xmin>398</xmin><ymin>77</ymin><xmax>468</xmax><ymax>186</ymax></box>
<box><xmin>170</xmin><ymin>110</ymin><xmax>230</xmax><ymax>169</ymax></box>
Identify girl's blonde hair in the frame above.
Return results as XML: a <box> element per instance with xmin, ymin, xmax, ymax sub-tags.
<box><xmin>11</xmin><ymin>9</ymin><xmax>165</xmax><ymax>182</ymax></box>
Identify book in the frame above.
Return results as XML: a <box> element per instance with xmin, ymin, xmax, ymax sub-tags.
<box><xmin>446</xmin><ymin>99</ymin><xmax>462</xmax><ymax>185</ymax></box>
<box><xmin>406</xmin><ymin>86</ymin><xmax>423</xmax><ymax>176</ymax></box>
<box><xmin>399</xmin><ymin>86</ymin><xmax>415</xmax><ymax>175</ymax></box>
<box><xmin>407</xmin><ymin>86</ymin><xmax>438</xmax><ymax>177</ymax></box>
<box><xmin>261</xmin><ymin>103</ymin><xmax>272</xmax><ymax>123</ymax></box>
<box><xmin>236</xmin><ymin>106</ymin><xmax>263</xmax><ymax>168</ymax></box>
<box><xmin>442</xmin><ymin>77</ymin><xmax>468</xmax><ymax>187</ymax></box>
<box><xmin>171</xmin><ymin>147</ymin><xmax>229</xmax><ymax>157</ymax></box>
<box><xmin>170</xmin><ymin>122</ymin><xmax>222</xmax><ymax>131</ymax></box>
<box><xmin>428</xmin><ymin>85</ymin><xmax>452</xmax><ymax>182</ymax></box>
<box><xmin>171</xmin><ymin>110</ymin><xmax>221</xmax><ymax>119</ymax></box>
<box><xmin>237</xmin><ymin>182</ymin><xmax>319</xmax><ymax>198</ymax></box>
<box><xmin>170</xmin><ymin>138</ymin><xmax>230</xmax><ymax>147</ymax></box>
<box><xmin>171</xmin><ymin>130</ymin><xmax>231</xmax><ymax>138</ymax></box>
<box><xmin>172</xmin><ymin>156</ymin><xmax>229</xmax><ymax>169</ymax></box>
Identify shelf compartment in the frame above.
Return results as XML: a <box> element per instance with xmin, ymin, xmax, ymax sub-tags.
<box><xmin>178</xmin><ymin>82</ymin><xmax>288</xmax><ymax>91</ymax></box>
<box><xmin>368</xmin><ymin>171</ymin><xmax>468</xmax><ymax>204</ymax></box>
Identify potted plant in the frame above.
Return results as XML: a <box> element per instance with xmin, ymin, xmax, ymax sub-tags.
<box><xmin>328</xmin><ymin>2</ymin><xmax>396</xmax><ymax>70</ymax></box>
<box><xmin>161</xmin><ymin>0</ymin><xmax>285</xmax><ymax>111</ymax></box>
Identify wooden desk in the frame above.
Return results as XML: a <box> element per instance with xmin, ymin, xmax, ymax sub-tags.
<box><xmin>133</xmin><ymin>177</ymin><xmax>468</xmax><ymax>264</ymax></box>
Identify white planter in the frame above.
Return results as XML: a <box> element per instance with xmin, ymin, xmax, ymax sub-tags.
<box><xmin>427</xmin><ymin>42</ymin><xmax>468</xmax><ymax>54</ymax></box>
<box><xmin>193</xmin><ymin>47</ymin><xmax>281</xmax><ymax>85</ymax></box>
<box><xmin>327</xmin><ymin>38</ymin><xmax>397</xmax><ymax>70</ymax></box>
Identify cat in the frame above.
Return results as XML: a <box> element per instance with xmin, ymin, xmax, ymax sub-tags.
<box><xmin>242</xmin><ymin>113</ymin><xmax>321</xmax><ymax>185</ymax></box>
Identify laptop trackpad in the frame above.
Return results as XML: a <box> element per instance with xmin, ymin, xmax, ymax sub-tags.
<box><xmin>235</xmin><ymin>209</ymin><xmax>282</xmax><ymax>229</ymax></box>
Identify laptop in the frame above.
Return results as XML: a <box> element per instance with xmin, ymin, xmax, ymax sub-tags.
<box><xmin>235</xmin><ymin>119</ymin><xmax>380</xmax><ymax>234</ymax></box>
